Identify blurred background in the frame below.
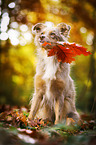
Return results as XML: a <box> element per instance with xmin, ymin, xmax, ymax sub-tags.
<box><xmin>0</xmin><ymin>0</ymin><xmax>96</xmax><ymax>114</ymax></box>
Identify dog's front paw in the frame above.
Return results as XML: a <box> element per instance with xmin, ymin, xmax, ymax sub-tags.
<box><xmin>54</xmin><ymin>120</ymin><xmax>58</xmax><ymax>125</ymax></box>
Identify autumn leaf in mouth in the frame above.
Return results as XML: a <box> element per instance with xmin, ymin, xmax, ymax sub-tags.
<box><xmin>42</xmin><ymin>42</ymin><xmax>91</xmax><ymax>63</ymax></box>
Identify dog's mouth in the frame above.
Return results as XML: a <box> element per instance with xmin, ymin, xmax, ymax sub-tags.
<box><xmin>39</xmin><ymin>36</ymin><xmax>51</xmax><ymax>45</ymax></box>
<box><xmin>39</xmin><ymin>41</ymin><xmax>45</xmax><ymax>47</ymax></box>
<box><xmin>38</xmin><ymin>38</ymin><xmax>45</xmax><ymax>44</ymax></box>
<box><xmin>39</xmin><ymin>40</ymin><xmax>45</xmax><ymax>44</ymax></box>
<box><xmin>39</xmin><ymin>39</ymin><xmax>50</xmax><ymax>46</ymax></box>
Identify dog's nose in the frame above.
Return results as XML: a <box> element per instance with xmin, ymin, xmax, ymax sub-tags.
<box><xmin>40</xmin><ymin>35</ymin><xmax>45</xmax><ymax>40</ymax></box>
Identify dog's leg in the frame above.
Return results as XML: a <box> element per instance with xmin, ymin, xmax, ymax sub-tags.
<box><xmin>50</xmin><ymin>79</ymin><xmax>65</xmax><ymax>124</ymax></box>
<box><xmin>65</xmin><ymin>96</ymin><xmax>80</xmax><ymax>124</ymax></box>
<box><xmin>28</xmin><ymin>90</ymin><xmax>44</xmax><ymax>120</ymax></box>
<box><xmin>54</xmin><ymin>96</ymin><xmax>64</xmax><ymax>124</ymax></box>
<box><xmin>64</xmin><ymin>78</ymin><xmax>80</xmax><ymax>124</ymax></box>
<box><xmin>28</xmin><ymin>75</ymin><xmax>46</xmax><ymax>120</ymax></box>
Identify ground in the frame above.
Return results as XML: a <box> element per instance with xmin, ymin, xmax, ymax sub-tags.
<box><xmin>0</xmin><ymin>105</ymin><xmax>96</xmax><ymax>145</ymax></box>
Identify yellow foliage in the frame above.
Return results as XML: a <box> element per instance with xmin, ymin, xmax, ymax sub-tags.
<box><xmin>93</xmin><ymin>52</ymin><xmax>96</xmax><ymax>59</ymax></box>
<box><xmin>84</xmin><ymin>80</ymin><xmax>92</xmax><ymax>88</ymax></box>
<box><xmin>27</xmin><ymin>12</ymin><xmax>38</xmax><ymax>23</ymax></box>
<box><xmin>46</xmin><ymin>13</ymin><xmax>62</xmax><ymax>23</ymax></box>
<box><xmin>12</xmin><ymin>75</ymin><xmax>24</xmax><ymax>85</ymax></box>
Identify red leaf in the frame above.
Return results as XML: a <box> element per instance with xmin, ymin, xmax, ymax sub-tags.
<box><xmin>42</xmin><ymin>42</ymin><xmax>91</xmax><ymax>63</ymax></box>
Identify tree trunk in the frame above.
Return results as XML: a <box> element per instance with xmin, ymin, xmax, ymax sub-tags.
<box><xmin>89</xmin><ymin>34</ymin><xmax>96</xmax><ymax>115</ymax></box>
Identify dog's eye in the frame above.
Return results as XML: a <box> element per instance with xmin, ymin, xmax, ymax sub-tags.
<box><xmin>61</xmin><ymin>28</ymin><xmax>67</xmax><ymax>32</ymax></box>
<box><xmin>36</xmin><ymin>27</ymin><xmax>41</xmax><ymax>31</ymax></box>
<box><xmin>50</xmin><ymin>32</ymin><xmax>55</xmax><ymax>36</ymax></box>
<box><xmin>60</xmin><ymin>28</ymin><xmax>67</xmax><ymax>34</ymax></box>
<box><xmin>50</xmin><ymin>32</ymin><xmax>56</xmax><ymax>39</ymax></box>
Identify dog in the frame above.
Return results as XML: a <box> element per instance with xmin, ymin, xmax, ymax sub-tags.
<box><xmin>28</xmin><ymin>22</ymin><xmax>79</xmax><ymax>124</ymax></box>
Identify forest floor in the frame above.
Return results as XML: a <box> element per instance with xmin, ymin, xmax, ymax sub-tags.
<box><xmin>0</xmin><ymin>105</ymin><xmax>96</xmax><ymax>145</ymax></box>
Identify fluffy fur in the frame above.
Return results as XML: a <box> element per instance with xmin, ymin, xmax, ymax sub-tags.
<box><xmin>28</xmin><ymin>22</ymin><xmax>79</xmax><ymax>124</ymax></box>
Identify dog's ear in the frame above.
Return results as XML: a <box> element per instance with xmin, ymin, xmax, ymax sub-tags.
<box><xmin>32</xmin><ymin>23</ymin><xmax>46</xmax><ymax>34</ymax></box>
<box><xmin>57</xmin><ymin>23</ymin><xmax>71</xmax><ymax>37</ymax></box>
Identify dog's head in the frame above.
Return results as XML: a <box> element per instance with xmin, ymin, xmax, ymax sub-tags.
<box><xmin>32</xmin><ymin>22</ymin><xmax>71</xmax><ymax>46</ymax></box>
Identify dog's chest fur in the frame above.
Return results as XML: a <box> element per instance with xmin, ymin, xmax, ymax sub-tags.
<box><xmin>36</xmin><ymin>48</ymin><xmax>70</xmax><ymax>100</ymax></box>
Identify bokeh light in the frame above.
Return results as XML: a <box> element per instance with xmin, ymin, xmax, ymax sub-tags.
<box><xmin>8</xmin><ymin>2</ymin><xmax>16</xmax><ymax>9</ymax></box>
<box><xmin>23</xmin><ymin>32</ymin><xmax>33</xmax><ymax>42</ymax></box>
<box><xmin>10</xmin><ymin>22</ymin><xmax>19</xmax><ymax>28</ymax></box>
<box><xmin>80</xmin><ymin>27</ymin><xmax>87</xmax><ymax>33</ymax></box>
<box><xmin>0</xmin><ymin>32</ymin><xmax>8</xmax><ymax>40</ymax></box>
<box><xmin>20</xmin><ymin>24</ymin><xmax>28</xmax><ymax>32</ymax></box>
<box><xmin>1</xmin><ymin>12</ymin><xmax>10</xmax><ymax>32</ymax></box>
<box><xmin>86</xmin><ymin>33</ymin><xmax>94</xmax><ymax>45</ymax></box>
